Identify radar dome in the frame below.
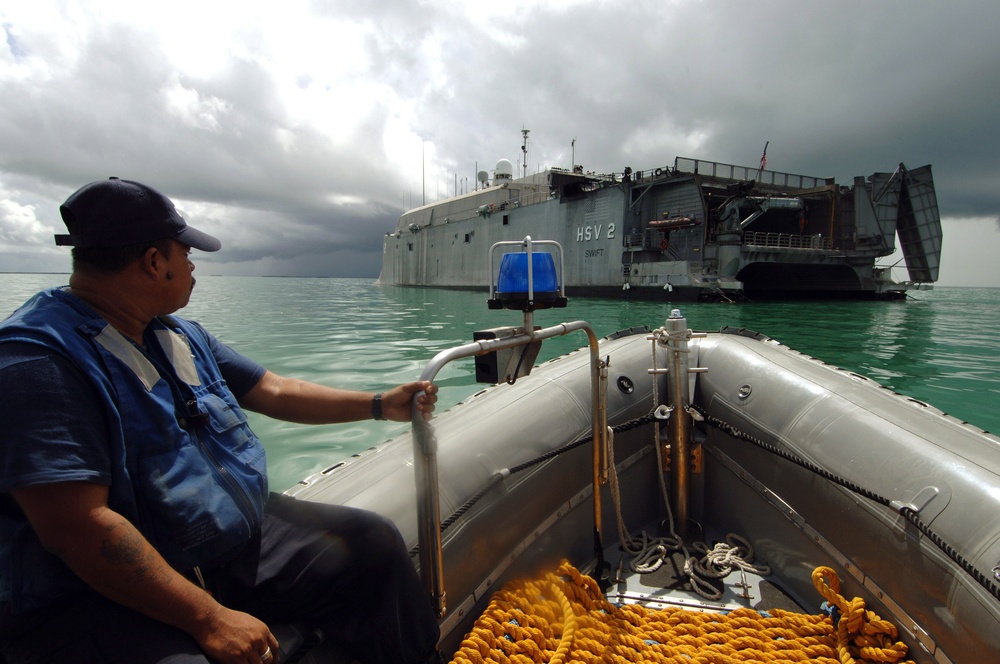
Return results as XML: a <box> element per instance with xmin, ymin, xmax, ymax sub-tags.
<box><xmin>495</xmin><ymin>159</ymin><xmax>514</xmax><ymax>181</ymax></box>
<box><xmin>478</xmin><ymin>170</ymin><xmax>490</xmax><ymax>185</ymax></box>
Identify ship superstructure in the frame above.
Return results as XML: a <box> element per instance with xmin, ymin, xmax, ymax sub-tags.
<box><xmin>379</xmin><ymin>154</ymin><xmax>941</xmax><ymax>301</ymax></box>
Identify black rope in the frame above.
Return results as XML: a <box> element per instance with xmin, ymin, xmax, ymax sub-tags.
<box><xmin>691</xmin><ymin>403</ymin><xmax>1000</xmax><ymax>604</ymax></box>
<box><xmin>505</xmin><ymin>344</ymin><xmax>532</xmax><ymax>385</ymax></box>
<box><xmin>691</xmin><ymin>404</ymin><xmax>891</xmax><ymax>509</ymax></box>
<box><xmin>410</xmin><ymin>411</ymin><xmax>657</xmax><ymax>557</ymax></box>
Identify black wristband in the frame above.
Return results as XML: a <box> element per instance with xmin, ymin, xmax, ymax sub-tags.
<box><xmin>371</xmin><ymin>392</ymin><xmax>385</xmax><ymax>421</ymax></box>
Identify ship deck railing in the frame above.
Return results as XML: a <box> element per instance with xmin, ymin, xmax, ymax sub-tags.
<box><xmin>744</xmin><ymin>231</ymin><xmax>833</xmax><ymax>251</ymax></box>
<box><xmin>625</xmin><ymin>231</ymin><xmax>832</xmax><ymax>253</ymax></box>
<box><xmin>675</xmin><ymin>157</ymin><xmax>831</xmax><ymax>190</ymax></box>
<box><xmin>515</xmin><ymin>188</ymin><xmax>552</xmax><ymax>207</ymax></box>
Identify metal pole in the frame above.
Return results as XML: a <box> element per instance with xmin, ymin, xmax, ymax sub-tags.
<box><xmin>412</xmin><ymin>412</ymin><xmax>444</xmax><ymax>614</ymax></box>
<box><xmin>666</xmin><ymin>310</ymin><xmax>692</xmax><ymax>535</ymax></box>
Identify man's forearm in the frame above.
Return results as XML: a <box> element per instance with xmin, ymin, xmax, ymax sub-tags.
<box><xmin>14</xmin><ymin>482</ymin><xmax>277</xmax><ymax>663</ymax></box>
<box><xmin>240</xmin><ymin>370</ymin><xmax>437</xmax><ymax>424</ymax></box>
<box><xmin>14</xmin><ymin>482</ymin><xmax>220</xmax><ymax>639</ymax></box>
<box><xmin>53</xmin><ymin>504</ymin><xmax>222</xmax><ymax>637</ymax></box>
<box><xmin>241</xmin><ymin>370</ymin><xmax>374</xmax><ymax>423</ymax></box>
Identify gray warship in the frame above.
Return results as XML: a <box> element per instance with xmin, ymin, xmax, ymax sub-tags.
<box><xmin>379</xmin><ymin>148</ymin><xmax>942</xmax><ymax>301</ymax></box>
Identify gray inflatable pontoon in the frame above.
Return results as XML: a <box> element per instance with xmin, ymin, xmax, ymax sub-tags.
<box><xmin>280</xmin><ymin>305</ymin><xmax>999</xmax><ymax>662</ymax></box>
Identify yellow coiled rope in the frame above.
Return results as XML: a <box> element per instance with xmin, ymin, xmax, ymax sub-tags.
<box><xmin>810</xmin><ymin>567</ymin><xmax>912</xmax><ymax>664</ymax></box>
<box><xmin>450</xmin><ymin>561</ymin><xmax>914</xmax><ymax>664</ymax></box>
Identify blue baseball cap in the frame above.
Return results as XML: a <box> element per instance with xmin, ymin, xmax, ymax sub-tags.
<box><xmin>55</xmin><ymin>177</ymin><xmax>221</xmax><ymax>252</ymax></box>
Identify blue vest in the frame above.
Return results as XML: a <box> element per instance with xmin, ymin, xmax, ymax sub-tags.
<box><xmin>0</xmin><ymin>288</ymin><xmax>267</xmax><ymax>612</ymax></box>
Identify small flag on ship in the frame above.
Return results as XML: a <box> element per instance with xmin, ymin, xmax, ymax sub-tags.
<box><xmin>759</xmin><ymin>141</ymin><xmax>768</xmax><ymax>170</ymax></box>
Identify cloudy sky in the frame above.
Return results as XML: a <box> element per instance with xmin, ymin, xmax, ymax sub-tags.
<box><xmin>2</xmin><ymin>0</ymin><xmax>998</xmax><ymax>285</ymax></box>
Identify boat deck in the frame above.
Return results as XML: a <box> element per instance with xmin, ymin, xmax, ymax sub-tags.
<box><xmin>600</xmin><ymin>545</ymin><xmax>805</xmax><ymax>617</ymax></box>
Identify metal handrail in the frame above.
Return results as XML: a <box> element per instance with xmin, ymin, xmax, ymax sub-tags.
<box><xmin>674</xmin><ymin>156</ymin><xmax>828</xmax><ymax>190</ymax></box>
<box><xmin>410</xmin><ymin>319</ymin><xmax>604</xmax><ymax>618</ymax></box>
<box><xmin>744</xmin><ymin>231</ymin><xmax>833</xmax><ymax>250</ymax></box>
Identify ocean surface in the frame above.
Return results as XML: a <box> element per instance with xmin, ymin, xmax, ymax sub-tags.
<box><xmin>3</xmin><ymin>273</ymin><xmax>999</xmax><ymax>492</ymax></box>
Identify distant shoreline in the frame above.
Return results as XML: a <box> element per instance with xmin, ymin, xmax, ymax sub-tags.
<box><xmin>0</xmin><ymin>273</ymin><xmax>994</xmax><ymax>288</ymax></box>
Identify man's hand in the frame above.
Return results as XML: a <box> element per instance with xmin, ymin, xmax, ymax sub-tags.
<box><xmin>194</xmin><ymin>604</ymin><xmax>280</xmax><ymax>664</ymax></box>
<box><xmin>381</xmin><ymin>380</ymin><xmax>438</xmax><ymax>421</ymax></box>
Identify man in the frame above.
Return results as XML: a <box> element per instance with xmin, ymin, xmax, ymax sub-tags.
<box><xmin>0</xmin><ymin>178</ymin><xmax>441</xmax><ymax>663</ymax></box>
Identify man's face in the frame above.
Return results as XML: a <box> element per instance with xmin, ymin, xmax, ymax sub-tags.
<box><xmin>161</xmin><ymin>240</ymin><xmax>196</xmax><ymax>311</ymax></box>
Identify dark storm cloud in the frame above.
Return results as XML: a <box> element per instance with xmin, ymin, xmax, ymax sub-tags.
<box><xmin>425</xmin><ymin>1</ymin><xmax>1000</xmax><ymax>220</ymax></box>
<box><xmin>0</xmin><ymin>8</ymin><xmax>408</xmax><ymax>275</ymax></box>
<box><xmin>1</xmin><ymin>0</ymin><xmax>999</xmax><ymax>281</ymax></box>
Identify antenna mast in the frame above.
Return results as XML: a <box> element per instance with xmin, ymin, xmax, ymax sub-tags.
<box><xmin>521</xmin><ymin>128</ymin><xmax>530</xmax><ymax>177</ymax></box>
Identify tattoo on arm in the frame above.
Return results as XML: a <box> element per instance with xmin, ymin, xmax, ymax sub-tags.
<box><xmin>99</xmin><ymin>520</ymin><xmax>158</xmax><ymax>582</ymax></box>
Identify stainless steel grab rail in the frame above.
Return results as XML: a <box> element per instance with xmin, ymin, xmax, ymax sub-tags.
<box><xmin>410</xmin><ymin>319</ymin><xmax>604</xmax><ymax>618</ymax></box>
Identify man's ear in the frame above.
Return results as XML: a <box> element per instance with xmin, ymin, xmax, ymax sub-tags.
<box><xmin>140</xmin><ymin>245</ymin><xmax>164</xmax><ymax>279</ymax></box>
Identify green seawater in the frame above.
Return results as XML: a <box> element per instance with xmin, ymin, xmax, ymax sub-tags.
<box><xmin>3</xmin><ymin>273</ymin><xmax>998</xmax><ymax>492</ymax></box>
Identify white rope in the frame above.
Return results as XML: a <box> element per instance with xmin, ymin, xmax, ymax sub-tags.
<box><xmin>692</xmin><ymin>533</ymin><xmax>772</xmax><ymax>579</ymax></box>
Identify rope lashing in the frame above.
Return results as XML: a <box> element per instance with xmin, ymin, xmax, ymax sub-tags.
<box><xmin>630</xmin><ymin>326</ymin><xmax>765</xmax><ymax>600</ymax></box>
<box><xmin>449</xmin><ymin>561</ymin><xmax>915</xmax><ymax>664</ymax></box>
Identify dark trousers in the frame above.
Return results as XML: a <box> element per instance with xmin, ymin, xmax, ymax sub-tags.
<box><xmin>0</xmin><ymin>494</ymin><xmax>440</xmax><ymax>664</ymax></box>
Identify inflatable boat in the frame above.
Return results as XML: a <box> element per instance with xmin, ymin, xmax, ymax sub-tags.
<box><xmin>279</xmin><ymin>240</ymin><xmax>999</xmax><ymax>663</ymax></box>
